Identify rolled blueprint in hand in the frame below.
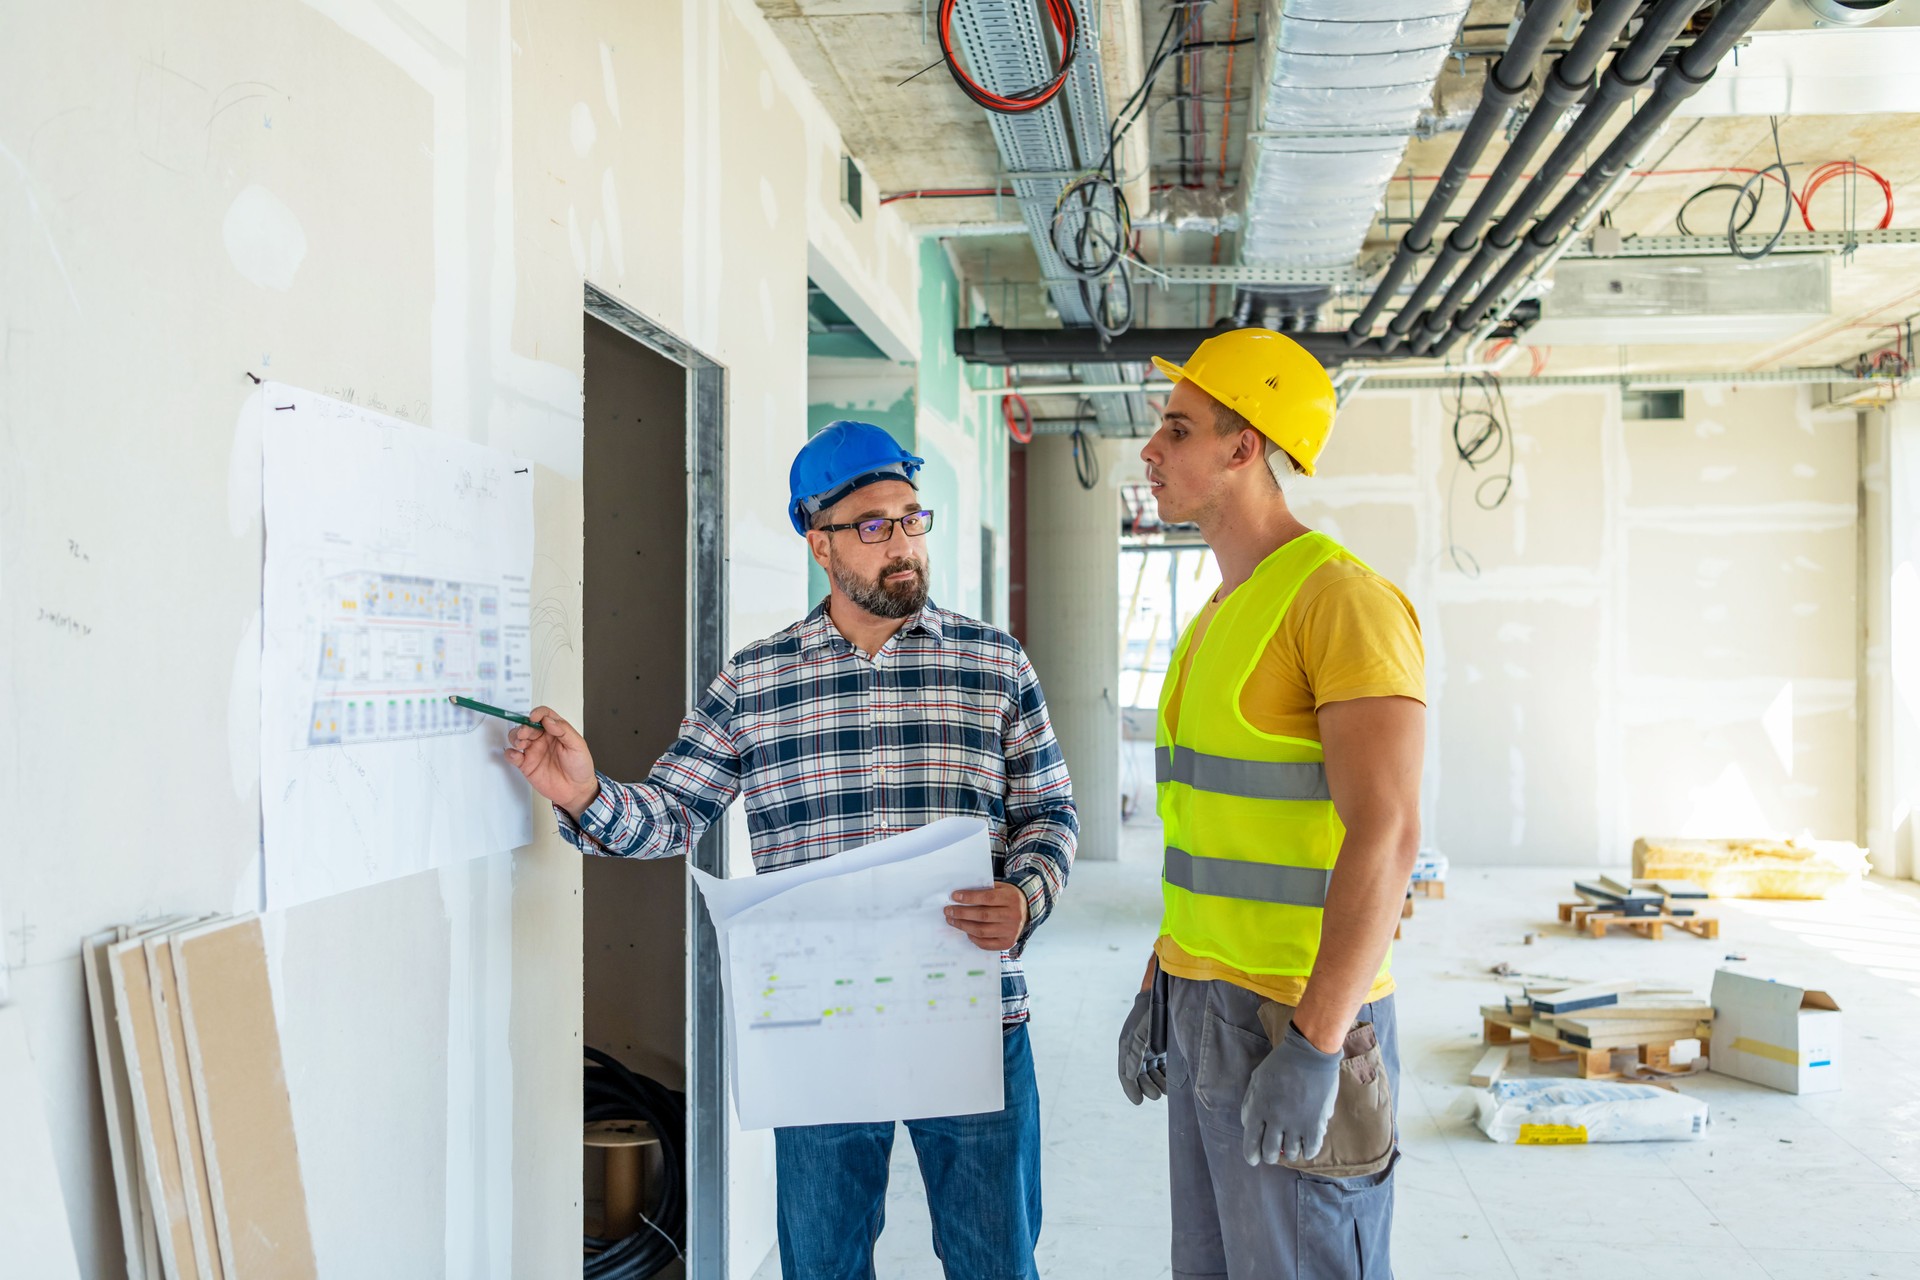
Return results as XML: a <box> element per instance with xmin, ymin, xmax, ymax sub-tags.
<box><xmin>690</xmin><ymin>817</ymin><xmax>1003</xmax><ymax>1129</ymax></box>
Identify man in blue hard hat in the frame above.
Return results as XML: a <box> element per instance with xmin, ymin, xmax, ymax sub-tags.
<box><xmin>506</xmin><ymin>420</ymin><xmax>1078</xmax><ymax>1279</ymax></box>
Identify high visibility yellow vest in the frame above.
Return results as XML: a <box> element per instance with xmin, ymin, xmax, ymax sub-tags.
<box><xmin>1155</xmin><ymin>531</ymin><xmax>1391</xmax><ymax>982</ymax></box>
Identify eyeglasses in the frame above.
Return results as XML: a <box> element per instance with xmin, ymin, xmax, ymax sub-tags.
<box><xmin>816</xmin><ymin>509</ymin><xmax>936</xmax><ymax>544</ymax></box>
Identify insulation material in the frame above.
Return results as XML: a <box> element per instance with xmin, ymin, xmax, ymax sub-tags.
<box><xmin>1633</xmin><ymin>836</ymin><xmax>1870</xmax><ymax>899</ymax></box>
<box><xmin>0</xmin><ymin>1006</ymin><xmax>84</xmax><ymax>1280</ymax></box>
<box><xmin>1240</xmin><ymin>0</ymin><xmax>1468</xmax><ymax>266</ymax></box>
<box><xmin>174</xmin><ymin>918</ymin><xmax>318</xmax><ymax>1280</ymax></box>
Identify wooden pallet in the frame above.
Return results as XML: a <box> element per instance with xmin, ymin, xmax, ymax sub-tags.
<box><xmin>1481</xmin><ymin>1005</ymin><xmax>1711</xmax><ymax>1079</ymax></box>
<box><xmin>1557</xmin><ymin>902</ymin><xmax>1720</xmax><ymax>940</ymax></box>
<box><xmin>1411</xmin><ymin>879</ymin><xmax>1446</xmax><ymax>899</ymax></box>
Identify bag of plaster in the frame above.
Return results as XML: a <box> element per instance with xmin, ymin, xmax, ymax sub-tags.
<box><xmin>1456</xmin><ymin>1079</ymin><xmax>1709</xmax><ymax>1144</ymax></box>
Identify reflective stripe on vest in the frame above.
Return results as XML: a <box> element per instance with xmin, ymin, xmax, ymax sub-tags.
<box><xmin>1155</xmin><ymin>745</ymin><xmax>1330</xmax><ymax>802</ymax></box>
<box><xmin>1163</xmin><ymin>846</ymin><xmax>1331</xmax><ymax>908</ymax></box>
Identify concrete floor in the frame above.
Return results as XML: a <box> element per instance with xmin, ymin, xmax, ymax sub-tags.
<box><xmin>755</xmin><ymin>822</ymin><xmax>1920</xmax><ymax>1279</ymax></box>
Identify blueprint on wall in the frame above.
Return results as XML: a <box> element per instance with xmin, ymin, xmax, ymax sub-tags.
<box><xmin>691</xmin><ymin>818</ymin><xmax>1005</xmax><ymax>1129</ymax></box>
<box><xmin>260</xmin><ymin>383</ymin><xmax>535</xmax><ymax>910</ymax></box>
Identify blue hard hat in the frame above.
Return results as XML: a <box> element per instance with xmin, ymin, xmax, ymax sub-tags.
<box><xmin>788</xmin><ymin>421</ymin><xmax>924</xmax><ymax>535</ymax></box>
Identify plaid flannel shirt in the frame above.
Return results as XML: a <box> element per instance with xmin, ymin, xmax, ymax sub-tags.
<box><xmin>555</xmin><ymin>600</ymin><xmax>1078</xmax><ymax>1025</ymax></box>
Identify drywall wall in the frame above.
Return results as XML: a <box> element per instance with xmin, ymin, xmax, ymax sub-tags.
<box><xmin>1863</xmin><ymin>403</ymin><xmax>1920</xmax><ymax>879</ymax></box>
<box><xmin>1292</xmin><ymin>381</ymin><xmax>1860</xmax><ymax>866</ymax></box>
<box><xmin>0</xmin><ymin>0</ymin><xmax>924</xmax><ymax>1275</ymax></box>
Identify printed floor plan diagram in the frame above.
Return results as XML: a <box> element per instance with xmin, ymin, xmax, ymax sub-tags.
<box><xmin>306</xmin><ymin>572</ymin><xmax>508</xmax><ymax>747</ymax></box>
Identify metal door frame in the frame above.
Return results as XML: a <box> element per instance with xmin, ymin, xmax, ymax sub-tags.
<box><xmin>584</xmin><ymin>282</ymin><xmax>729</xmax><ymax>1278</ymax></box>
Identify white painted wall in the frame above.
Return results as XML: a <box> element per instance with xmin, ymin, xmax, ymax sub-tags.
<box><xmin>0</xmin><ymin>0</ymin><xmax>923</xmax><ymax>1274</ymax></box>
<box><xmin>1296</xmin><ymin>383</ymin><xmax>1860</xmax><ymax>866</ymax></box>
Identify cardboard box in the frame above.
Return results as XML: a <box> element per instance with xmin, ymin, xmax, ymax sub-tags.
<box><xmin>1709</xmin><ymin>970</ymin><xmax>1842</xmax><ymax>1094</ymax></box>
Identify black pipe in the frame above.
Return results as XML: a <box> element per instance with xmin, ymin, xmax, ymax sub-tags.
<box><xmin>1431</xmin><ymin>0</ymin><xmax>1780</xmax><ymax>357</ymax></box>
<box><xmin>1344</xmin><ymin>0</ymin><xmax>1576</xmax><ymax>347</ymax></box>
<box><xmin>1408</xmin><ymin>0</ymin><xmax>1711</xmax><ymax>354</ymax></box>
<box><xmin>1378</xmin><ymin>0</ymin><xmax>1643</xmax><ymax>352</ymax></box>
<box><xmin>954</xmin><ymin>327</ymin><xmax>1376</xmax><ymax>368</ymax></box>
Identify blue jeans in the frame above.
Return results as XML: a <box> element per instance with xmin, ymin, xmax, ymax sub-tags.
<box><xmin>773</xmin><ymin>1023</ymin><xmax>1042</xmax><ymax>1280</ymax></box>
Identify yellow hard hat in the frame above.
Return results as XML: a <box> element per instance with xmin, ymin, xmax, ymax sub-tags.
<box><xmin>1151</xmin><ymin>329</ymin><xmax>1337</xmax><ymax>475</ymax></box>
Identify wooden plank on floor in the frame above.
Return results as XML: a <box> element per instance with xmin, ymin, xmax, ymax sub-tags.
<box><xmin>175</xmin><ymin>917</ymin><xmax>318</xmax><ymax>1280</ymax></box>
<box><xmin>148</xmin><ymin>934</ymin><xmax>224</xmax><ymax>1279</ymax></box>
<box><xmin>1469</xmin><ymin>1045</ymin><xmax>1509</xmax><ymax>1088</ymax></box>
<box><xmin>110</xmin><ymin>936</ymin><xmax>198</xmax><ymax>1280</ymax></box>
<box><xmin>1531</xmin><ymin>980</ymin><xmax>1639</xmax><ymax>1014</ymax></box>
<box><xmin>0</xmin><ymin>1006</ymin><xmax>84</xmax><ymax>1280</ymax></box>
<box><xmin>83</xmin><ymin>930</ymin><xmax>150</xmax><ymax>1280</ymax></box>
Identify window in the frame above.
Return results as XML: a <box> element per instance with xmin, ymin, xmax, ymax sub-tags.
<box><xmin>841</xmin><ymin>153</ymin><xmax>864</xmax><ymax>221</ymax></box>
<box><xmin>1622</xmin><ymin>388</ymin><xmax>1685</xmax><ymax>420</ymax></box>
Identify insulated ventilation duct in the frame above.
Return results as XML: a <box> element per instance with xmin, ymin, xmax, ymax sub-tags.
<box><xmin>1234</xmin><ymin>0</ymin><xmax>1471</xmax><ymax>324</ymax></box>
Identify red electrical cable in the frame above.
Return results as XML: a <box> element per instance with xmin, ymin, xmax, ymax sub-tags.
<box><xmin>1003</xmin><ymin>392</ymin><xmax>1035</xmax><ymax>444</ymax></box>
<box><xmin>1797</xmin><ymin>161</ymin><xmax>1894</xmax><ymax>232</ymax></box>
<box><xmin>879</xmin><ymin>187</ymin><xmax>1017</xmax><ymax>205</ymax></box>
<box><xmin>937</xmin><ymin>0</ymin><xmax>1078</xmax><ymax>115</ymax></box>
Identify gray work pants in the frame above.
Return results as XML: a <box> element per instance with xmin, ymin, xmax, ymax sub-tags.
<box><xmin>1164</xmin><ymin>975</ymin><xmax>1400</xmax><ymax>1280</ymax></box>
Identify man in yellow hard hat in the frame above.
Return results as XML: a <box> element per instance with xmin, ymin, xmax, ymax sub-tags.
<box><xmin>1117</xmin><ymin>328</ymin><xmax>1425</xmax><ymax>1277</ymax></box>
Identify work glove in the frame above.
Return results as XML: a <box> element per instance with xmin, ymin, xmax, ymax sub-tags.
<box><xmin>1117</xmin><ymin>991</ymin><xmax>1168</xmax><ymax>1104</ymax></box>
<box><xmin>1240</xmin><ymin>1018</ymin><xmax>1342</xmax><ymax>1166</ymax></box>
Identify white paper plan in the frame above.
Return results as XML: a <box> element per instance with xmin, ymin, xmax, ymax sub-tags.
<box><xmin>260</xmin><ymin>383</ymin><xmax>535</xmax><ymax>910</ymax></box>
<box><xmin>691</xmin><ymin>818</ymin><xmax>1004</xmax><ymax>1130</ymax></box>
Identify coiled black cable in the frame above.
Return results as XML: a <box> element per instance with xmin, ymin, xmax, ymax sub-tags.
<box><xmin>583</xmin><ymin>1047</ymin><xmax>686</xmax><ymax>1280</ymax></box>
<box><xmin>1674</xmin><ymin>183</ymin><xmax>1758</xmax><ymax>238</ymax></box>
<box><xmin>1731</xmin><ymin>117</ymin><xmax>1793</xmax><ymax>262</ymax></box>
<box><xmin>1070</xmin><ymin>419</ymin><xmax>1101</xmax><ymax>491</ymax></box>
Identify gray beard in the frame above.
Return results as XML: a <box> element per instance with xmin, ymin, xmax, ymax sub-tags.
<box><xmin>829</xmin><ymin>550</ymin><xmax>928</xmax><ymax>619</ymax></box>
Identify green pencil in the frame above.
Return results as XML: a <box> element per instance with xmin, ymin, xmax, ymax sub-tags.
<box><xmin>448</xmin><ymin>695</ymin><xmax>542</xmax><ymax>728</ymax></box>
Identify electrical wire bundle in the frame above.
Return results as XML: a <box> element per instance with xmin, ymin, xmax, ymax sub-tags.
<box><xmin>1674</xmin><ymin>119</ymin><xmax>1896</xmax><ymax>261</ymax></box>
<box><xmin>583</xmin><ymin>1047</ymin><xmax>686</xmax><ymax>1280</ymax></box>
<box><xmin>1071</xmin><ymin>403</ymin><xmax>1101</xmax><ymax>490</ymax></box>
<box><xmin>1728</xmin><ymin>117</ymin><xmax>1793</xmax><ymax>261</ymax></box>
<box><xmin>1440</xmin><ymin>372</ymin><xmax>1515</xmax><ymax>578</ymax></box>
<box><xmin>936</xmin><ymin>0</ymin><xmax>1078</xmax><ymax>114</ymax></box>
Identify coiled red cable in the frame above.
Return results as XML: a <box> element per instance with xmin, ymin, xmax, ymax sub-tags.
<box><xmin>937</xmin><ymin>0</ymin><xmax>1078</xmax><ymax>115</ymax></box>
<box><xmin>1798</xmin><ymin>161</ymin><xmax>1894</xmax><ymax>232</ymax></box>
<box><xmin>1003</xmin><ymin>392</ymin><xmax>1035</xmax><ymax>444</ymax></box>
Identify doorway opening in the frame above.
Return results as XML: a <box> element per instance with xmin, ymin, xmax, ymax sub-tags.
<box><xmin>580</xmin><ymin>285</ymin><xmax>728</xmax><ymax>1279</ymax></box>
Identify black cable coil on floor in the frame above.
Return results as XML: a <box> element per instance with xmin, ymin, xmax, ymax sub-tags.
<box><xmin>583</xmin><ymin>1046</ymin><xmax>686</xmax><ymax>1280</ymax></box>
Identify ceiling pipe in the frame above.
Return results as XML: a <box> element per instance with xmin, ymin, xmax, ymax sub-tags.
<box><xmin>1431</xmin><ymin>0</ymin><xmax>1781</xmax><ymax>358</ymax></box>
<box><xmin>954</xmin><ymin>327</ymin><xmax>1377</xmax><ymax>367</ymax></box>
<box><xmin>1407</xmin><ymin>0</ymin><xmax>1712</xmax><ymax>355</ymax></box>
<box><xmin>1343</xmin><ymin>0</ymin><xmax>1578</xmax><ymax>346</ymax></box>
<box><xmin>1375</xmin><ymin>0</ymin><xmax>1645</xmax><ymax>353</ymax></box>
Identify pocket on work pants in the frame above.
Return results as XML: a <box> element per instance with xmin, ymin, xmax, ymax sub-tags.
<box><xmin>1295</xmin><ymin>1157</ymin><xmax>1396</xmax><ymax>1280</ymax></box>
<box><xmin>1254</xmin><ymin>1005</ymin><xmax>1397</xmax><ymax>1181</ymax></box>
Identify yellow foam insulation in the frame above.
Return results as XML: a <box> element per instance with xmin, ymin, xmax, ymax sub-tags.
<box><xmin>1632</xmin><ymin>837</ymin><xmax>1870</xmax><ymax>899</ymax></box>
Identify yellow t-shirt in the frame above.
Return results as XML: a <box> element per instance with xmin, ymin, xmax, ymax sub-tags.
<box><xmin>1154</xmin><ymin>553</ymin><xmax>1425</xmax><ymax>1006</ymax></box>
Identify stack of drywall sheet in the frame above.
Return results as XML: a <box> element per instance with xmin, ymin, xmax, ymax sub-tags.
<box><xmin>83</xmin><ymin>915</ymin><xmax>317</xmax><ymax>1280</ymax></box>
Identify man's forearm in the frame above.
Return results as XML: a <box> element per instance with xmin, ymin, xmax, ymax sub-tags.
<box><xmin>1291</xmin><ymin>821</ymin><xmax>1418</xmax><ymax>1053</ymax></box>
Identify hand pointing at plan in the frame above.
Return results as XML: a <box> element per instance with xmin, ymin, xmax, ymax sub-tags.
<box><xmin>504</xmin><ymin>707</ymin><xmax>601</xmax><ymax>818</ymax></box>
